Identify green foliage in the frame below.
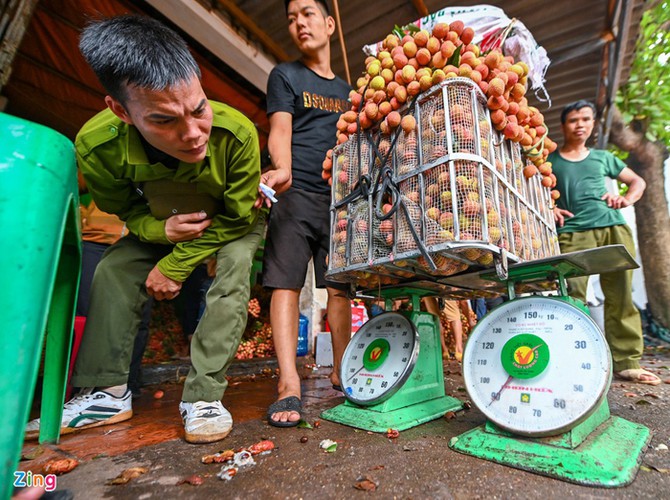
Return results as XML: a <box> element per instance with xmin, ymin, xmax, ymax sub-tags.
<box><xmin>609</xmin><ymin>144</ymin><xmax>630</xmax><ymax>162</ymax></box>
<box><xmin>392</xmin><ymin>23</ymin><xmax>419</xmax><ymax>38</ymax></box>
<box><xmin>618</xmin><ymin>181</ymin><xmax>629</xmax><ymax>197</ymax></box>
<box><xmin>447</xmin><ymin>44</ymin><xmax>462</xmax><ymax>67</ymax></box>
<box><xmin>615</xmin><ymin>1</ymin><xmax>670</xmax><ymax>148</ymax></box>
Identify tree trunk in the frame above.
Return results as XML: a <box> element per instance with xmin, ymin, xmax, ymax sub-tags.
<box><xmin>609</xmin><ymin>106</ymin><xmax>670</xmax><ymax>328</ymax></box>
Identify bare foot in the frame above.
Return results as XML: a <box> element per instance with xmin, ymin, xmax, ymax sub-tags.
<box><xmin>614</xmin><ymin>368</ymin><xmax>661</xmax><ymax>386</ymax></box>
<box><xmin>329</xmin><ymin>371</ymin><xmax>341</xmax><ymax>389</ymax></box>
<box><xmin>270</xmin><ymin>376</ymin><xmax>302</xmax><ymax>424</ymax></box>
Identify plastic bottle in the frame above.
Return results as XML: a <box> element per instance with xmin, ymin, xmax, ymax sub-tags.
<box><xmin>297</xmin><ymin>313</ymin><xmax>309</xmax><ymax>357</ymax></box>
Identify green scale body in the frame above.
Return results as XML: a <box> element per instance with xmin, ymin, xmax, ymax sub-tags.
<box><xmin>321</xmin><ymin>298</ymin><xmax>462</xmax><ymax>432</ymax></box>
<box><xmin>449</xmin><ymin>251</ymin><xmax>652</xmax><ymax>488</ymax></box>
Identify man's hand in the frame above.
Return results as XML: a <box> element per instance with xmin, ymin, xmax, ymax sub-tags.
<box><xmin>254</xmin><ymin>169</ymin><xmax>291</xmax><ymax>208</ymax></box>
<box><xmin>145</xmin><ymin>265</ymin><xmax>182</xmax><ymax>300</ymax></box>
<box><xmin>601</xmin><ymin>192</ymin><xmax>632</xmax><ymax>209</ymax></box>
<box><xmin>165</xmin><ymin>211</ymin><xmax>212</xmax><ymax>242</ymax></box>
<box><xmin>553</xmin><ymin>207</ymin><xmax>574</xmax><ymax>228</ymax></box>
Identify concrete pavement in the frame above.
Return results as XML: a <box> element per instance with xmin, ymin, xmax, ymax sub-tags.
<box><xmin>19</xmin><ymin>343</ymin><xmax>670</xmax><ymax>499</ymax></box>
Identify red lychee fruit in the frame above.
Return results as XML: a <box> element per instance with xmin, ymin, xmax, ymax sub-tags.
<box><xmin>400</xmin><ymin>115</ymin><xmax>417</xmax><ymax>133</ymax></box>
<box><xmin>460</xmin><ymin>27</ymin><xmax>475</xmax><ymax>45</ymax></box>
<box><xmin>487</xmin><ymin>77</ymin><xmax>505</xmax><ymax>97</ymax></box>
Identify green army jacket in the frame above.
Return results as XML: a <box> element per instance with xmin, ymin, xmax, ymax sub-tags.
<box><xmin>75</xmin><ymin>100</ymin><xmax>261</xmax><ymax>282</ymax></box>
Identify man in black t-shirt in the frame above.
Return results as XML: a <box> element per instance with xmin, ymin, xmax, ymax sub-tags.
<box><xmin>255</xmin><ymin>0</ymin><xmax>352</xmax><ymax>427</ymax></box>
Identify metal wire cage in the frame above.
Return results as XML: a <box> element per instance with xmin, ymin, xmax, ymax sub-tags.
<box><xmin>328</xmin><ymin>78</ymin><xmax>559</xmax><ymax>290</ymax></box>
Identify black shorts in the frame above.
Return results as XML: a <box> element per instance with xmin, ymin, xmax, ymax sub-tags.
<box><xmin>262</xmin><ymin>186</ymin><xmax>348</xmax><ymax>291</ymax></box>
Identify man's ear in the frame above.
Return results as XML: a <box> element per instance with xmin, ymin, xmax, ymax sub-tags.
<box><xmin>326</xmin><ymin>15</ymin><xmax>336</xmax><ymax>37</ymax></box>
<box><xmin>105</xmin><ymin>95</ymin><xmax>133</xmax><ymax>125</ymax></box>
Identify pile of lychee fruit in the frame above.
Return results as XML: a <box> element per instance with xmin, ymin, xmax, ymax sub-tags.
<box><xmin>322</xmin><ymin>20</ymin><xmax>559</xmax><ymax>202</ymax></box>
<box><xmin>236</xmin><ymin>321</ymin><xmax>274</xmax><ymax>360</ymax></box>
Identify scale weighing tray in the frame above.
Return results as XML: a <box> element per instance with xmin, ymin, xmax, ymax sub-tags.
<box><xmin>357</xmin><ymin>245</ymin><xmax>638</xmax><ymax>298</ymax></box>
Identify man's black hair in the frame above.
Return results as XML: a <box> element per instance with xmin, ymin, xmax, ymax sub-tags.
<box><xmin>560</xmin><ymin>100</ymin><xmax>597</xmax><ymax>124</ymax></box>
<box><xmin>79</xmin><ymin>14</ymin><xmax>201</xmax><ymax>104</ymax></box>
<box><xmin>284</xmin><ymin>0</ymin><xmax>330</xmax><ymax>16</ymax></box>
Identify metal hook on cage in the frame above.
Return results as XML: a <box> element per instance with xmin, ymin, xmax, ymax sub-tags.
<box><xmin>373</xmin><ymin>165</ymin><xmax>398</xmax><ymax>219</ymax></box>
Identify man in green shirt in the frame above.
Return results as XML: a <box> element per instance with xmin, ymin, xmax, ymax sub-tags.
<box><xmin>551</xmin><ymin>100</ymin><xmax>659</xmax><ymax>385</ymax></box>
<box><xmin>25</xmin><ymin>15</ymin><xmax>265</xmax><ymax>443</ymax></box>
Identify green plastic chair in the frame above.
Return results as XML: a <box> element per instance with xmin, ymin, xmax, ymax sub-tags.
<box><xmin>0</xmin><ymin>113</ymin><xmax>81</xmax><ymax>499</ymax></box>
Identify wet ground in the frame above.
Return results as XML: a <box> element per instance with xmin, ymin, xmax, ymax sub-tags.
<box><xmin>19</xmin><ymin>342</ymin><xmax>670</xmax><ymax>499</ymax></box>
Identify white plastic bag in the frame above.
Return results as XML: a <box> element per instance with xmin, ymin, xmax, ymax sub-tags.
<box><xmin>363</xmin><ymin>4</ymin><xmax>550</xmax><ymax>102</ymax></box>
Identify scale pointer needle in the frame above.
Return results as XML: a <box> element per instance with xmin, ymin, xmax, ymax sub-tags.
<box><xmin>346</xmin><ymin>365</ymin><xmax>366</xmax><ymax>382</ymax></box>
<box><xmin>487</xmin><ymin>375</ymin><xmax>513</xmax><ymax>407</ymax></box>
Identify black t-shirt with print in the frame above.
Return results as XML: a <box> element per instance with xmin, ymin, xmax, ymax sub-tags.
<box><xmin>266</xmin><ymin>60</ymin><xmax>350</xmax><ymax>193</ymax></box>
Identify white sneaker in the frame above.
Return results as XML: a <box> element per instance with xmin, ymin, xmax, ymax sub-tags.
<box><xmin>25</xmin><ymin>388</ymin><xmax>133</xmax><ymax>440</ymax></box>
<box><xmin>180</xmin><ymin>400</ymin><xmax>233</xmax><ymax>444</ymax></box>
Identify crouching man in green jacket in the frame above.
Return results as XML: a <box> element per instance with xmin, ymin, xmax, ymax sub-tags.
<box><xmin>25</xmin><ymin>15</ymin><xmax>265</xmax><ymax>444</ymax></box>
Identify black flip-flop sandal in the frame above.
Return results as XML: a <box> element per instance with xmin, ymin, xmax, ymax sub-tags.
<box><xmin>267</xmin><ymin>396</ymin><xmax>303</xmax><ymax>427</ymax></box>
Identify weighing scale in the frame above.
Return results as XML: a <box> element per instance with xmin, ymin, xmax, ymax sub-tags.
<box><xmin>321</xmin><ymin>289</ymin><xmax>463</xmax><ymax>432</ymax></box>
<box><xmin>322</xmin><ymin>245</ymin><xmax>651</xmax><ymax>487</ymax></box>
<box><xmin>448</xmin><ymin>245</ymin><xmax>652</xmax><ymax>487</ymax></box>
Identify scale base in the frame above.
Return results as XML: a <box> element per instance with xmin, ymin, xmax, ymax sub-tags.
<box><xmin>321</xmin><ymin>395</ymin><xmax>462</xmax><ymax>433</ymax></box>
<box><xmin>449</xmin><ymin>416</ymin><xmax>651</xmax><ymax>487</ymax></box>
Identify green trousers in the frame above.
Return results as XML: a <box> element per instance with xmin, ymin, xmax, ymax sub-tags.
<box><xmin>558</xmin><ymin>224</ymin><xmax>643</xmax><ymax>372</ymax></box>
<box><xmin>72</xmin><ymin>216</ymin><xmax>265</xmax><ymax>402</ymax></box>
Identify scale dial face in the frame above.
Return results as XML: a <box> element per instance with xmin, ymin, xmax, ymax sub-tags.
<box><xmin>340</xmin><ymin>312</ymin><xmax>419</xmax><ymax>406</ymax></box>
<box><xmin>463</xmin><ymin>296</ymin><xmax>611</xmax><ymax>437</ymax></box>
